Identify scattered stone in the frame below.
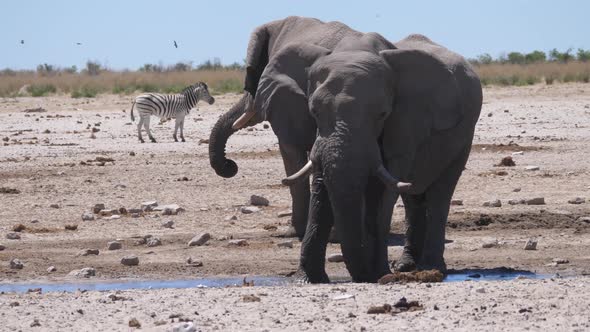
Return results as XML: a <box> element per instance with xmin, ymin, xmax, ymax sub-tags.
<box><xmin>65</xmin><ymin>224</ymin><xmax>78</xmax><ymax>231</ymax></box>
<box><xmin>172</xmin><ymin>322</ymin><xmax>197</xmax><ymax>332</ymax></box>
<box><xmin>186</xmin><ymin>257</ymin><xmax>203</xmax><ymax>267</ymax></box>
<box><xmin>524</xmin><ymin>239</ymin><xmax>538</xmax><ymax>250</ymax></box>
<box><xmin>327</xmin><ymin>253</ymin><xmax>344</xmax><ymax>263</ymax></box>
<box><xmin>146</xmin><ymin>237</ymin><xmax>162</xmax><ymax>247</ymax></box>
<box><xmin>131</xmin><ymin>213</ymin><xmax>141</xmax><ymax>218</ymax></box>
<box><xmin>47</xmin><ymin>266</ymin><xmax>57</xmax><ymax>272</ymax></box>
<box><xmin>263</xmin><ymin>225</ymin><xmax>277</xmax><ymax>231</ymax></box>
<box><xmin>393</xmin><ymin>297</ymin><xmax>423</xmax><ymax>311</ymax></box>
<box><xmin>240</xmin><ymin>206</ymin><xmax>260</xmax><ymax>214</ymax></box>
<box><xmin>378</xmin><ymin>270</ymin><xmax>444</xmax><ymax>284</ymax></box>
<box><xmin>30</xmin><ymin>219</ymin><xmax>39</xmax><ymax>224</ymax></box>
<box><xmin>127</xmin><ymin>208</ymin><xmax>142</xmax><ymax>214</ymax></box>
<box><xmin>106</xmin><ymin>215</ymin><xmax>121</xmax><ymax>220</ymax></box>
<box><xmin>129</xmin><ymin>151</ymin><xmax>136</xmax><ymax>156</ymax></box>
<box><xmin>128</xmin><ymin>318</ymin><xmax>141</xmax><ymax>328</ymax></box>
<box><xmin>568</xmin><ymin>197</ymin><xmax>585</xmax><ymax>205</ymax></box>
<box><xmin>496</xmin><ymin>156</ymin><xmax>516</xmax><ymax>167</ymax></box>
<box><xmin>250</xmin><ymin>195</ymin><xmax>270</xmax><ymax>206</ymax></box>
<box><xmin>78</xmin><ymin>249</ymin><xmax>99</xmax><ymax>256</ymax></box>
<box><xmin>552</xmin><ymin>258</ymin><xmax>569</xmax><ymax>264</ymax></box>
<box><xmin>450</xmin><ymin>199</ymin><xmax>463</xmax><ymax>206</ymax></box>
<box><xmin>6</xmin><ymin>232</ymin><xmax>21</xmax><ymax>240</ymax></box>
<box><xmin>68</xmin><ymin>267</ymin><xmax>96</xmax><ymax>278</ymax></box>
<box><xmin>474</xmin><ymin>287</ymin><xmax>487</xmax><ymax>294</ymax></box>
<box><xmin>0</xmin><ymin>244</ymin><xmax>5</xmax><ymax>251</ymax></box>
<box><xmin>525</xmin><ymin>166</ymin><xmax>540</xmax><ymax>171</ymax></box>
<box><xmin>81</xmin><ymin>212</ymin><xmax>95</xmax><ymax>221</ymax></box>
<box><xmin>277</xmin><ymin>240</ymin><xmax>294</xmax><ymax>249</ymax></box>
<box><xmin>30</xmin><ymin>319</ymin><xmax>41</xmax><ymax>327</ymax></box>
<box><xmin>482</xmin><ymin>239</ymin><xmax>499</xmax><ymax>248</ymax></box>
<box><xmin>92</xmin><ymin>203</ymin><xmax>105</xmax><ymax>214</ymax></box>
<box><xmin>114</xmin><ymin>183</ymin><xmax>127</xmax><ymax>189</ymax></box>
<box><xmin>577</xmin><ymin>216</ymin><xmax>590</xmax><ymax>224</ymax></box>
<box><xmin>121</xmin><ymin>255</ymin><xmax>139</xmax><ymax>266</ymax></box>
<box><xmin>242</xmin><ymin>294</ymin><xmax>261</xmax><ymax>302</ymax></box>
<box><xmin>508</xmin><ymin>199</ymin><xmax>526</xmax><ymax>205</ymax></box>
<box><xmin>12</xmin><ymin>224</ymin><xmax>26</xmax><ymax>232</ymax></box>
<box><xmin>177</xmin><ymin>176</ymin><xmax>190</xmax><ymax>181</ymax></box>
<box><xmin>107</xmin><ymin>241</ymin><xmax>122</xmax><ymax>250</ymax></box>
<box><xmin>277</xmin><ymin>210</ymin><xmax>292</xmax><ymax>218</ymax></box>
<box><xmin>9</xmin><ymin>301</ymin><xmax>19</xmax><ymax>307</ymax></box>
<box><xmin>367</xmin><ymin>304</ymin><xmax>392</xmax><ymax>314</ymax></box>
<box><xmin>10</xmin><ymin>258</ymin><xmax>24</xmax><ymax>269</ymax></box>
<box><xmin>188</xmin><ymin>233</ymin><xmax>211</xmax><ymax>246</ymax></box>
<box><xmin>513</xmin><ymin>187</ymin><xmax>522</xmax><ymax>192</ymax></box>
<box><xmin>99</xmin><ymin>209</ymin><xmax>119</xmax><ymax>216</ymax></box>
<box><xmin>158</xmin><ymin>204</ymin><xmax>184</xmax><ymax>215</ymax></box>
<box><xmin>228</xmin><ymin>239</ymin><xmax>249</xmax><ymax>246</ymax></box>
<box><xmin>141</xmin><ymin>201</ymin><xmax>158</xmax><ymax>211</ymax></box>
<box><xmin>161</xmin><ymin>220</ymin><xmax>174</xmax><ymax>228</ymax></box>
<box><xmin>525</xmin><ymin>197</ymin><xmax>545</xmax><ymax>205</ymax></box>
<box><xmin>483</xmin><ymin>199</ymin><xmax>502</xmax><ymax>207</ymax></box>
<box><xmin>474</xmin><ymin>214</ymin><xmax>493</xmax><ymax>226</ymax></box>
<box><xmin>0</xmin><ymin>187</ymin><xmax>20</xmax><ymax>194</ymax></box>
<box><xmin>224</xmin><ymin>215</ymin><xmax>238</xmax><ymax>221</ymax></box>
<box><xmin>49</xmin><ymin>203</ymin><xmax>60</xmax><ymax>209</ymax></box>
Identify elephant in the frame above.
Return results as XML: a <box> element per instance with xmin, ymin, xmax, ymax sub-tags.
<box><xmin>208</xmin><ymin>16</ymin><xmax>365</xmax><ymax>239</ymax></box>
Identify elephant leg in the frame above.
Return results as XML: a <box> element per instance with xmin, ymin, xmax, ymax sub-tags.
<box><xmin>299</xmin><ymin>171</ymin><xmax>333</xmax><ymax>283</ymax></box>
<box><xmin>279</xmin><ymin>142</ymin><xmax>310</xmax><ymax>239</ymax></box>
<box><xmin>366</xmin><ymin>176</ymin><xmax>396</xmax><ymax>278</ymax></box>
<box><xmin>137</xmin><ymin>117</ymin><xmax>145</xmax><ymax>143</ymax></box>
<box><xmin>420</xmin><ymin>146</ymin><xmax>471</xmax><ymax>272</ymax></box>
<box><xmin>394</xmin><ymin>193</ymin><xmax>427</xmax><ymax>272</ymax></box>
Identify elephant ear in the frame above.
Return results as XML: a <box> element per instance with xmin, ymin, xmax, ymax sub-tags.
<box><xmin>253</xmin><ymin>43</ymin><xmax>330</xmax><ymax>145</ymax></box>
<box><xmin>380</xmin><ymin>49</ymin><xmax>463</xmax><ymax>132</ymax></box>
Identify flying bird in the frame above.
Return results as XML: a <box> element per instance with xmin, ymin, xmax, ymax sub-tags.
<box><xmin>76</xmin><ymin>42</ymin><xmax>82</xmax><ymax>45</ymax></box>
<box><xmin>173</xmin><ymin>40</ymin><xmax>178</xmax><ymax>48</ymax></box>
<box><xmin>20</xmin><ymin>40</ymin><xmax>24</xmax><ymax>44</ymax></box>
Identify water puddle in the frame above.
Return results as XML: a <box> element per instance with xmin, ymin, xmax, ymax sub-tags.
<box><xmin>0</xmin><ymin>269</ymin><xmax>549</xmax><ymax>293</ymax></box>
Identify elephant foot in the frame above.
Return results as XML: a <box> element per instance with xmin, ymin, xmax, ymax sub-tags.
<box><xmin>292</xmin><ymin>268</ymin><xmax>330</xmax><ymax>284</ymax></box>
<box><xmin>392</xmin><ymin>251</ymin><xmax>417</xmax><ymax>272</ymax></box>
<box><xmin>327</xmin><ymin>227</ymin><xmax>340</xmax><ymax>244</ymax></box>
<box><xmin>150</xmin><ymin>138</ymin><xmax>157</xmax><ymax>143</ymax></box>
<box><xmin>417</xmin><ymin>259</ymin><xmax>447</xmax><ymax>274</ymax></box>
<box><xmin>181</xmin><ymin>138</ymin><xmax>185</xmax><ymax>142</ymax></box>
<box><xmin>173</xmin><ymin>137</ymin><xmax>178</xmax><ymax>142</ymax></box>
<box><xmin>139</xmin><ymin>139</ymin><xmax>145</xmax><ymax>143</ymax></box>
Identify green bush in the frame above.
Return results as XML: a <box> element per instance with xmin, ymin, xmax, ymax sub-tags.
<box><xmin>28</xmin><ymin>84</ymin><xmax>57</xmax><ymax>96</ymax></box>
<box><xmin>211</xmin><ymin>78</ymin><xmax>242</xmax><ymax>95</ymax></box>
<box><xmin>71</xmin><ymin>85</ymin><xmax>99</xmax><ymax>98</ymax></box>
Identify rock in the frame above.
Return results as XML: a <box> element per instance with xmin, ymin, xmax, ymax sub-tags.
<box><xmin>114</xmin><ymin>183</ymin><xmax>127</xmax><ymax>189</ymax></box>
<box><xmin>524</xmin><ymin>239</ymin><xmax>537</xmax><ymax>250</ymax></box>
<box><xmin>0</xmin><ymin>244</ymin><xmax>5</xmax><ymax>251</ymax></box>
<box><xmin>128</xmin><ymin>318</ymin><xmax>141</xmax><ymax>328</ymax></box>
<box><xmin>81</xmin><ymin>212</ymin><xmax>95</xmax><ymax>221</ymax></box>
<box><xmin>130</xmin><ymin>213</ymin><xmax>140</xmax><ymax>218</ymax></box>
<box><xmin>483</xmin><ymin>199</ymin><xmax>502</xmax><ymax>207</ymax></box>
<box><xmin>277</xmin><ymin>210</ymin><xmax>292</xmax><ymax>218</ymax></box>
<box><xmin>450</xmin><ymin>199</ymin><xmax>463</xmax><ymax>206</ymax></box>
<box><xmin>188</xmin><ymin>233</ymin><xmax>211</xmax><ymax>246</ymax></box>
<box><xmin>552</xmin><ymin>258</ymin><xmax>569</xmax><ymax>264</ymax></box>
<box><xmin>172</xmin><ymin>322</ymin><xmax>197</xmax><ymax>332</ymax></box>
<box><xmin>30</xmin><ymin>219</ymin><xmax>39</xmax><ymax>224</ymax></box>
<box><xmin>525</xmin><ymin>197</ymin><xmax>545</xmax><ymax>205</ymax></box>
<box><xmin>224</xmin><ymin>215</ymin><xmax>238</xmax><ymax>221</ymax></box>
<box><xmin>497</xmin><ymin>156</ymin><xmax>516</xmax><ymax>167</ymax></box>
<box><xmin>474</xmin><ymin>214</ymin><xmax>493</xmax><ymax>226</ymax></box>
<box><xmin>568</xmin><ymin>197</ymin><xmax>585</xmax><ymax>205</ymax></box>
<box><xmin>240</xmin><ymin>206</ymin><xmax>260</xmax><ymax>214</ymax></box>
<box><xmin>161</xmin><ymin>220</ymin><xmax>174</xmax><ymax>228</ymax></box>
<box><xmin>92</xmin><ymin>203</ymin><xmax>105</xmax><ymax>213</ymax></box>
<box><xmin>6</xmin><ymin>232</ymin><xmax>21</xmax><ymax>240</ymax></box>
<box><xmin>12</xmin><ymin>224</ymin><xmax>26</xmax><ymax>232</ymax></box>
<box><xmin>99</xmin><ymin>209</ymin><xmax>119</xmax><ymax>216</ymax></box>
<box><xmin>49</xmin><ymin>203</ymin><xmax>60</xmax><ymax>209</ymax></box>
<box><xmin>482</xmin><ymin>239</ymin><xmax>498</xmax><ymax>248</ymax></box>
<box><xmin>47</xmin><ymin>266</ymin><xmax>57</xmax><ymax>272</ymax></box>
<box><xmin>228</xmin><ymin>239</ymin><xmax>248</xmax><ymax>246</ymax></box>
<box><xmin>129</xmin><ymin>151</ymin><xmax>136</xmax><ymax>156</ymax></box>
<box><xmin>186</xmin><ymin>257</ymin><xmax>203</xmax><ymax>267</ymax></box>
<box><xmin>30</xmin><ymin>319</ymin><xmax>41</xmax><ymax>327</ymax></box>
<box><xmin>78</xmin><ymin>249</ymin><xmax>99</xmax><ymax>256</ymax></box>
<box><xmin>525</xmin><ymin>166</ymin><xmax>540</xmax><ymax>171</ymax></box>
<box><xmin>577</xmin><ymin>216</ymin><xmax>590</xmax><ymax>223</ymax></box>
<box><xmin>107</xmin><ymin>241</ymin><xmax>122</xmax><ymax>250</ymax></box>
<box><xmin>508</xmin><ymin>199</ymin><xmax>526</xmax><ymax>205</ymax></box>
<box><xmin>68</xmin><ymin>267</ymin><xmax>96</xmax><ymax>278</ymax></box>
<box><xmin>242</xmin><ymin>294</ymin><xmax>261</xmax><ymax>302</ymax></box>
<box><xmin>118</xmin><ymin>207</ymin><xmax>128</xmax><ymax>214</ymax></box>
<box><xmin>106</xmin><ymin>215</ymin><xmax>121</xmax><ymax>220</ymax></box>
<box><xmin>141</xmin><ymin>201</ymin><xmax>158</xmax><ymax>211</ymax></box>
<box><xmin>367</xmin><ymin>304</ymin><xmax>393</xmax><ymax>314</ymax></box>
<box><xmin>127</xmin><ymin>208</ymin><xmax>142</xmax><ymax>214</ymax></box>
<box><xmin>513</xmin><ymin>187</ymin><xmax>522</xmax><ymax>192</ymax></box>
<box><xmin>146</xmin><ymin>237</ymin><xmax>162</xmax><ymax>247</ymax></box>
<box><xmin>475</xmin><ymin>287</ymin><xmax>486</xmax><ymax>294</ymax></box>
<box><xmin>121</xmin><ymin>255</ymin><xmax>139</xmax><ymax>266</ymax></box>
<box><xmin>277</xmin><ymin>240</ymin><xmax>294</xmax><ymax>248</ymax></box>
<box><xmin>154</xmin><ymin>204</ymin><xmax>184</xmax><ymax>215</ymax></box>
<box><xmin>250</xmin><ymin>195</ymin><xmax>269</xmax><ymax>206</ymax></box>
<box><xmin>10</xmin><ymin>258</ymin><xmax>24</xmax><ymax>269</ymax></box>
<box><xmin>328</xmin><ymin>253</ymin><xmax>344</xmax><ymax>262</ymax></box>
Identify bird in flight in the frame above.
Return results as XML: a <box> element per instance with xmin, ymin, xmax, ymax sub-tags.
<box><xmin>20</xmin><ymin>40</ymin><xmax>24</xmax><ymax>44</ymax></box>
<box><xmin>76</xmin><ymin>42</ymin><xmax>82</xmax><ymax>45</ymax></box>
<box><xmin>173</xmin><ymin>40</ymin><xmax>178</xmax><ymax>48</ymax></box>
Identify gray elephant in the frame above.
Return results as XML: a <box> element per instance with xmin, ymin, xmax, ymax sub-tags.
<box><xmin>208</xmin><ymin>16</ymin><xmax>365</xmax><ymax>239</ymax></box>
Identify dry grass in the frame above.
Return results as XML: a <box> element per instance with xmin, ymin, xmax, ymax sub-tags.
<box><xmin>474</xmin><ymin>61</ymin><xmax>590</xmax><ymax>86</ymax></box>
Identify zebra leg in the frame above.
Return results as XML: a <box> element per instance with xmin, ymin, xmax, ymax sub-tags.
<box><xmin>143</xmin><ymin>116</ymin><xmax>156</xmax><ymax>143</ymax></box>
<box><xmin>173</xmin><ymin>118</ymin><xmax>180</xmax><ymax>142</ymax></box>
<box><xmin>137</xmin><ymin>117</ymin><xmax>145</xmax><ymax>143</ymax></box>
<box><xmin>180</xmin><ymin>118</ymin><xmax>185</xmax><ymax>142</ymax></box>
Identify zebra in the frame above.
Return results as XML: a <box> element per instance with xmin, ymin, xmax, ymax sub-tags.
<box><xmin>130</xmin><ymin>82</ymin><xmax>214</xmax><ymax>143</ymax></box>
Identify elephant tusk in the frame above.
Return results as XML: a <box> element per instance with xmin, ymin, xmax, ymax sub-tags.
<box><xmin>375</xmin><ymin>165</ymin><xmax>412</xmax><ymax>193</ymax></box>
<box><xmin>232</xmin><ymin>110</ymin><xmax>256</xmax><ymax>130</ymax></box>
<box><xmin>281</xmin><ymin>160</ymin><xmax>313</xmax><ymax>186</ymax></box>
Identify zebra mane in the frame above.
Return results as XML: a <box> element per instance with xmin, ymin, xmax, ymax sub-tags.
<box><xmin>181</xmin><ymin>82</ymin><xmax>206</xmax><ymax>108</ymax></box>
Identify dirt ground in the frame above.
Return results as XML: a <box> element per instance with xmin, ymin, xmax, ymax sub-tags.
<box><xmin>1</xmin><ymin>83</ymin><xmax>590</xmax><ymax>331</ymax></box>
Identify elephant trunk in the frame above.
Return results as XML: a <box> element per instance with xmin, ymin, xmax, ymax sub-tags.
<box><xmin>208</xmin><ymin>93</ymin><xmax>254</xmax><ymax>178</ymax></box>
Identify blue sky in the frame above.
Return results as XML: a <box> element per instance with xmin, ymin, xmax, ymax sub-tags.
<box><xmin>1</xmin><ymin>0</ymin><xmax>588</xmax><ymax>70</ymax></box>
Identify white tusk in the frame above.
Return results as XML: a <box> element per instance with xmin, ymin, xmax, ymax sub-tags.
<box><xmin>232</xmin><ymin>110</ymin><xmax>256</xmax><ymax>130</ymax></box>
<box><xmin>281</xmin><ymin>160</ymin><xmax>313</xmax><ymax>186</ymax></box>
<box><xmin>375</xmin><ymin>165</ymin><xmax>412</xmax><ymax>193</ymax></box>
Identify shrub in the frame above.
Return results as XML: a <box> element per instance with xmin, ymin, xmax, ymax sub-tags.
<box><xmin>578</xmin><ymin>49</ymin><xmax>590</xmax><ymax>62</ymax></box>
<box><xmin>84</xmin><ymin>61</ymin><xmax>102</xmax><ymax>76</ymax></box>
<box><xmin>71</xmin><ymin>85</ymin><xmax>99</xmax><ymax>98</ymax></box>
<box><xmin>211</xmin><ymin>78</ymin><xmax>242</xmax><ymax>95</ymax></box>
<box><xmin>27</xmin><ymin>84</ymin><xmax>57</xmax><ymax>96</ymax></box>
<box><xmin>525</xmin><ymin>51</ymin><xmax>546</xmax><ymax>63</ymax></box>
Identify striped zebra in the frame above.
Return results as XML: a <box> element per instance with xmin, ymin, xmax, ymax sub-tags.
<box><xmin>130</xmin><ymin>82</ymin><xmax>214</xmax><ymax>143</ymax></box>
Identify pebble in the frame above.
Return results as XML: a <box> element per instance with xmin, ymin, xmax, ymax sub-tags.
<box><xmin>525</xmin><ymin>197</ymin><xmax>545</xmax><ymax>205</ymax></box>
<box><xmin>10</xmin><ymin>258</ymin><xmax>24</xmax><ymax>269</ymax></box>
<box><xmin>277</xmin><ymin>240</ymin><xmax>294</xmax><ymax>248</ymax></box>
<box><xmin>161</xmin><ymin>220</ymin><xmax>175</xmax><ymax>228</ymax></box>
<box><xmin>525</xmin><ymin>166</ymin><xmax>540</xmax><ymax>171</ymax></box>
<box><xmin>482</xmin><ymin>239</ymin><xmax>499</xmax><ymax>248</ymax></box>
<box><xmin>475</xmin><ymin>287</ymin><xmax>486</xmax><ymax>294</ymax></box>
<box><xmin>0</xmin><ymin>244</ymin><xmax>5</xmax><ymax>251</ymax></box>
<box><xmin>154</xmin><ymin>204</ymin><xmax>184</xmax><ymax>215</ymax></box>
<box><xmin>224</xmin><ymin>215</ymin><xmax>238</xmax><ymax>221</ymax></box>
<box><xmin>552</xmin><ymin>258</ymin><xmax>569</xmax><ymax>264</ymax></box>
<box><xmin>99</xmin><ymin>209</ymin><xmax>118</xmax><ymax>216</ymax></box>
<box><xmin>128</xmin><ymin>318</ymin><xmax>141</xmax><ymax>328</ymax></box>
<box><xmin>450</xmin><ymin>199</ymin><xmax>463</xmax><ymax>206</ymax></box>
<box><xmin>172</xmin><ymin>322</ymin><xmax>197</xmax><ymax>332</ymax></box>
<box><xmin>568</xmin><ymin>197</ymin><xmax>585</xmax><ymax>205</ymax></box>
<box><xmin>30</xmin><ymin>219</ymin><xmax>39</xmax><ymax>224</ymax></box>
<box><xmin>127</xmin><ymin>208</ymin><xmax>142</xmax><ymax>214</ymax></box>
<box><xmin>188</xmin><ymin>233</ymin><xmax>211</xmax><ymax>246</ymax></box>
<box><xmin>141</xmin><ymin>201</ymin><xmax>158</xmax><ymax>211</ymax></box>
<box><xmin>483</xmin><ymin>199</ymin><xmax>502</xmax><ymax>207</ymax></box>
<box><xmin>107</xmin><ymin>215</ymin><xmax>121</xmax><ymax>220</ymax></box>
<box><xmin>513</xmin><ymin>187</ymin><xmax>522</xmax><ymax>192</ymax></box>
<box><xmin>107</xmin><ymin>241</ymin><xmax>122</xmax><ymax>250</ymax></box>
<box><xmin>327</xmin><ymin>253</ymin><xmax>344</xmax><ymax>262</ymax></box>
<box><xmin>577</xmin><ymin>216</ymin><xmax>590</xmax><ymax>223</ymax></box>
<box><xmin>130</xmin><ymin>213</ymin><xmax>141</xmax><ymax>218</ymax></box>
<box><xmin>508</xmin><ymin>199</ymin><xmax>526</xmax><ymax>205</ymax></box>
<box><xmin>240</xmin><ymin>206</ymin><xmax>260</xmax><ymax>214</ymax></box>
<box><xmin>524</xmin><ymin>239</ymin><xmax>537</xmax><ymax>250</ymax></box>
<box><xmin>497</xmin><ymin>156</ymin><xmax>516</xmax><ymax>167</ymax></box>
<box><xmin>81</xmin><ymin>212</ymin><xmax>95</xmax><ymax>221</ymax></box>
<box><xmin>121</xmin><ymin>255</ymin><xmax>139</xmax><ymax>266</ymax></box>
<box><xmin>250</xmin><ymin>195</ymin><xmax>270</xmax><ymax>206</ymax></box>
<box><xmin>92</xmin><ymin>203</ymin><xmax>105</xmax><ymax>213</ymax></box>
<box><xmin>47</xmin><ymin>266</ymin><xmax>57</xmax><ymax>272</ymax></box>
<box><xmin>186</xmin><ymin>257</ymin><xmax>203</xmax><ymax>267</ymax></box>
<box><xmin>68</xmin><ymin>267</ymin><xmax>96</xmax><ymax>278</ymax></box>
<box><xmin>6</xmin><ymin>232</ymin><xmax>21</xmax><ymax>240</ymax></box>
<box><xmin>114</xmin><ymin>183</ymin><xmax>127</xmax><ymax>189</ymax></box>
<box><xmin>30</xmin><ymin>319</ymin><xmax>41</xmax><ymax>327</ymax></box>
<box><xmin>228</xmin><ymin>239</ymin><xmax>249</xmax><ymax>246</ymax></box>
<box><xmin>146</xmin><ymin>237</ymin><xmax>162</xmax><ymax>247</ymax></box>
<box><xmin>277</xmin><ymin>210</ymin><xmax>292</xmax><ymax>218</ymax></box>
<box><xmin>49</xmin><ymin>203</ymin><xmax>60</xmax><ymax>209</ymax></box>
<box><xmin>79</xmin><ymin>249</ymin><xmax>100</xmax><ymax>256</ymax></box>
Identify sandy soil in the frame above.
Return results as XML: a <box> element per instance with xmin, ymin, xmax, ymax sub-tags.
<box><xmin>1</xmin><ymin>84</ymin><xmax>590</xmax><ymax>330</ymax></box>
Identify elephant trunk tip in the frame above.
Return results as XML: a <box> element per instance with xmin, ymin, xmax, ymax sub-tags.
<box><xmin>213</xmin><ymin>159</ymin><xmax>239</xmax><ymax>178</ymax></box>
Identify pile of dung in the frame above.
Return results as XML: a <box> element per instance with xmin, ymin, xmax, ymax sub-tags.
<box><xmin>378</xmin><ymin>269</ymin><xmax>444</xmax><ymax>284</ymax></box>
